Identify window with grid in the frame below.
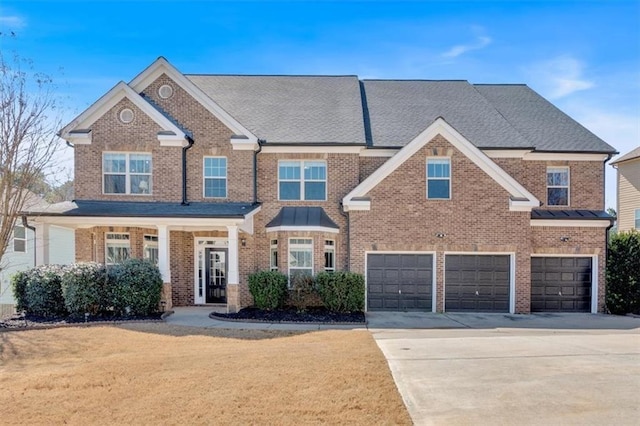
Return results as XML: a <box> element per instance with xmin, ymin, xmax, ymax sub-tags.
<box><xmin>547</xmin><ymin>167</ymin><xmax>569</xmax><ymax>206</ymax></box>
<box><xmin>144</xmin><ymin>235</ymin><xmax>159</xmax><ymax>265</ymax></box>
<box><xmin>204</xmin><ymin>157</ymin><xmax>227</xmax><ymax>198</ymax></box>
<box><xmin>324</xmin><ymin>240</ymin><xmax>335</xmax><ymax>272</ymax></box>
<box><xmin>427</xmin><ymin>158</ymin><xmax>451</xmax><ymax>199</ymax></box>
<box><xmin>278</xmin><ymin>161</ymin><xmax>326</xmax><ymax>200</ymax></box>
<box><xmin>13</xmin><ymin>226</ymin><xmax>26</xmax><ymax>252</ymax></box>
<box><xmin>105</xmin><ymin>233</ymin><xmax>130</xmax><ymax>265</ymax></box>
<box><xmin>103</xmin><ymin>152</ymin><xmax>152</xmax><ymax>194</ymax></box>
<box><xmin>270</xmin><ymin>239</ymin><xmax>278</xmax><ymax>271</ymax></box>
<box><xmin>288</xmin><ymin>238</ymin><xmax>313</xmax><ymax>280</ymax></box>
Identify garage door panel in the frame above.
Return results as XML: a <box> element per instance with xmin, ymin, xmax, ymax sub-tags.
<box><xmin>531</xmin><ymin>257</ymin><xmax>592</xmax><ymax>313</ymax></box>
<box><xmin>445</xmin><ymin>255</ymin><xmax>510</xmax><ymax>313</ymax></box>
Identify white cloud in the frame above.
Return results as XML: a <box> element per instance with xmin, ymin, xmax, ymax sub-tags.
<box><xmin>442</xmin><ymin>30</ymin><xmax>491</xmax><ymax>58</ymax></box>
<box><xmin>0</xmin><ymin>13</ymin><xmax>26</xmax><ymax>30</ymax></box>
<box><xmin>530</xmin><ymin>56</ymin><xmax>594</xmax><ymax>99</ymax></box>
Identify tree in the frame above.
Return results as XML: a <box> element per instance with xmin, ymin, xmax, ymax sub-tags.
<box><xmin>606</xmin><ymin>230</ymin><xmax>640</xmax><ymax>315</ymax></box>
<box><xmin>0</xmin><ymin>49</ymin><xmax>63</xmax><ymax>267</ymax></box>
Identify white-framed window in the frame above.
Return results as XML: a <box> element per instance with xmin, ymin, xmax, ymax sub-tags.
<box><xmin>203</xmin><ymin>157</ymin><xmax>227</xmax><ymax>198</ymax></box>
<box><xmin>278</xmin><ymin>161</ymin><xmax>326</xmax><ymax>201</ymax></box>
<box><xmin>547</xmin><ymin>167</ymin><xmax>570</xmax><ymax>206</ymax></box>
<box><xmin>288</xmin><ymin>238</ymin><xmax>313</xmax><ymax>281</ymax></box>
<box><xmin>324</xmin><ymin>240</ymin><xmax>335</xmax><ymax>272</ymax></box>
<box><xmin>635</xmin><ymin>209</ymin><xmax>640</xmax><ymax>229</ymax></box>
<box><xmin>427</xmin><ymin>158</ymin><xmax>451</xmax><ymax>199</ymax></box>
<box><xmin>270</xmin><ymin>239</ymin><xmax>278</xmax><ymax>271</ymax></box>
<box><xmin>103</xmin><ymin>152</ymin><xmax>152</xmax><ymax>195</ymax></box>
<box><xmin>13</xmin><ymin>225</ymin><xmax>26</xmax><ymax>253</ymax></box>
<box><xmin>143</xmin><ymin>235</ymin><xmax>159</xmax><ymax>265</ymax></box>
<box><xmin>105</xmin><ymin>233</ymin><xmax>130</xmax><ymax>265</ymax></box>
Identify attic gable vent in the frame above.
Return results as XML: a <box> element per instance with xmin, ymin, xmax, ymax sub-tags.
<box><xmin>158</xmin><ymin>84</ymin><xmax>174</xmax><ymax>99</ymax></box>
<box><xmin>119</xmin><ymin>108</ymin><xmax>135</xmax><ymax>124</ymax></box>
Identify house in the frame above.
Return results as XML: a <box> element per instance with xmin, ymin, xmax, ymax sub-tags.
<box><xmin>610</xmin><ymin>146</ymin><xmax>640</xmax><ymax>232</ymax></box>
<box><xmin>23</xmin><ymin>57</ymin><xmax>617</xmax><ymax>314</ymax></box>
<box><xmin>1</xmin><ymin>195</ymin><xmax>75</xmax><ymax>313</ymax></box>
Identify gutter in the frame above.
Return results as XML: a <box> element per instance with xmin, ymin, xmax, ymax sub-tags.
<box><xmin>181</xmin><ymin>135</ymin><xmax>195</xmax><ymax>205</ymax></box>
<box><xmin>21</xmin><ymin>215</ymin><xmax>37</xmax><ymax>266</ymax></box>
<box><xmin>253</xmin><ymin>140</ymin><xmax>264</xmax><ymax>203</ymax></box>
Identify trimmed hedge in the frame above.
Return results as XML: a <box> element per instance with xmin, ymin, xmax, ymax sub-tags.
<box><xmin>289</xmin><ymin>273</ymin><xmax>318</xmax><ymax>312</ymax></box>
<box><xmin>109</xmin><ymin>259</ymin><xmax>163</xmax><ymax>316</ymax></box>
<box><xmin>248</xmin><ymin>271</ymin><xmax>288</xmax><ymax>310</ymax></box>
<box><xmin>62</xmin><ymin>262</ymin><xmax>109</xmax><ymax>316</ymax></box>
<box><xmin>606</xmin><ymin>230</ymin><xmax>640</xmax><ymax>315</ymax></box>
<box><xmin>11</xmin><ymin>270</ymin><xmax>29</xmax><ymax>313</ymax></box>
<box><xmin>12</xmin><ymin>264</ymin><xmax>68</xmax><ymax>318</ymax></box>
<box><xmin>316</xmin><ymin>271</ymin><xmax>364</xmax><ymax>313</ymax></box>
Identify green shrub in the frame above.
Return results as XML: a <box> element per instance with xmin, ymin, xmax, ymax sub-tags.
<box><xmin>316</xmin><ymin>271</ymin><xmax>364</xmax><ymax>313</ymax></box>
<box><xmin>62</xmin><ymin>262</ymin><xmax>109</xmax><ymax>316</ymax></box>
<box><xmin>606</xmin><ymin>230</ymin><xmax>640</xmax><ymax>315</ymax></box>
<box><xmin>289</xmin><ymin>273</ymin><xmax>318</xmax><ymax>312</ymax></box>
<box><xmin>19</xmin><ymin>264</ymin><xmax>68</xmax><ymax>317</ymax></box>
<box><xmin>108</xmin><ymin>259</ymin><xmax>163</xmax><ymax>316</ymax></box>
<box><xmin>11</xmin><ymin>270</ymin><xmax>29</xmax><ymax>312</ymax></box>
<box><xmin>248</xmin><ymin>270</ymin><xmax>288</xmax><ymax>310</ymax></box>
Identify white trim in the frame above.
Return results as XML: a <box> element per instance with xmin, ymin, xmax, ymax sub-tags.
<box><xmin>261</xmin><ymin>145</ymin><xmax>363</xmax><ymax>154</ymax></box>
<box><xmin>364</xmin><ymin>251</ymin><xmax>437</xmax><ymax>313</ymax></box>
<box><xmin>426</xmin><ymin>157</ymin><xmax>452</xmax><ymax>200</ymax></box>
<box><xmin>443</xmin><ymin>252</ymin><xmax>516</xmax><ymax>314</ymax></box>
<box><xmin>230</xmin><ymin>138</ymin><xmax>260</xmax><ymax>151</ymax></box>
<box><xmin>342</xmin><ymin>118</ymin><xmax>539</xmax><ymax>212</ymax></box>
<box><xmin>546</xmin><ymin>166</ymin><xmax>570</xmax><ymax>207</ymax></box>
<box><xmin>530</xmin><ymin>219</ymin><xmax>611</xmax><ymax>228</ymax></box>
<box><xmin>194</xmin><ymin>237</ymin><xmax>229</xmax><ymax>305</ymax></box>
<box><xmin>324</xmin><ymin>239</ymin><xmax>336</xmax><ymax>272</ymax></box>
<box><xmin>102</xmin><ymin>152</ymin><xmax>153</xmax><ymax>195</ymax></box>
<box><xmin>288</xmin><ymin>237</ymin><xmax>314</xmax><ymax>280</ymax></box>
<box><xmin>59</xmin><ymin>81</ymin><xmax>186</xmax><ymax>144</ymax></box>
<box><xmin>29</xmin><ymin>215</ymin><xmax>250</xmax><ymax>229</ymax></box>
<box><xmin>482</xmin><ymin>150</ymin><xmax>532</xmax><ymax>158</ymax></box>
<box><xmin>359</xmin><ymin>148</ymin><xmax>399</xmax><ymax>157</ymax></box>
<box><xmin>531</xmin><ymin>254</ymin><xmax>599</xmax><ymax>314</ymax></box>
<box><xmin>266</xmin><ymin>225</ymin><xmax>339</xmax><ymax>234</ymax></box>
<box><xmin>482</xmin><ymin>150</ymin><xmax>609</xmax><ymax>161</ymax></box>
<box><xmin>104</xmin><ymin>232</ymin><xmax>131</xmax><ymax>265</ymax></box>
<box><xmin>129</xmin><ymin>57</ymin><xmax>258</xmax><ymax>143</ymax></box>
<box><xmin>277</xmin><ymin>160</ymin><xmax>327</xmax><ymax>201</ymax></box>
<box><xmin>66</xmin><ymin>131</ymin><xmax>92</xmax><ymax>145</ymax></box>
<box><xmin>203</xmin><ymin>156</ymin><xmax>228</xmax><ymax>199</ymax></box>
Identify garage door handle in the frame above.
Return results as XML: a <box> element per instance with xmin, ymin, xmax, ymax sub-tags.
<box><xmin>475</xmin><ymin>290</ymin><xmax>479</xmax><ymax>296</ymax></box>
<box><xmin>559</xmin><ymin>291</ymin><xmax>562</xmax><ymax>296</ymax></box>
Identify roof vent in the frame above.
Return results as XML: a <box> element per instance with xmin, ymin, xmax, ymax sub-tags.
<box><xmin>119</xmin><ymin>108</ymin><xmax>134</xmax><ymax>124</ymax></box>
<box><xmin>158</xmin><ymin>84</ymin><xmax>174</xmax><ymax>99</ymax></box>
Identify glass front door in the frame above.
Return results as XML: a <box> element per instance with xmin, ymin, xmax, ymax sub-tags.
<box><xmin>205</xmin><ymin>249</ymin><xmax>227</xmax><ymax>303</ymax></box>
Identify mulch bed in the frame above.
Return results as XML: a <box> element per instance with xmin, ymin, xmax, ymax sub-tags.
<box><xmin>0</xmin><ymin>312</ymin><xmax>164</xmax><ymax>330</ymax></box>
<box><xmin>211</xmin><ymin>306</ymin><xmax>366</xmax><ymax>324</ymax></box>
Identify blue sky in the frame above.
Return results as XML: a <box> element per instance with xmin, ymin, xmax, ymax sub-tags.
<box><xmin>1</xmin><ymin>0</ymin><xmax>638</xmax><ymax>208</ymax></box>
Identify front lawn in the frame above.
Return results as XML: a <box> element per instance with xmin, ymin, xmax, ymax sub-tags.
<box><xmin>0</xmin><ymin>324</ymin><xmax>411</xmax><ymax>425</ymax></box>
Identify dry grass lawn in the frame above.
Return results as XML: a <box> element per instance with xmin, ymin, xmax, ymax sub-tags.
<box><xmin>0</xmin><ymin>324</ymin><xmax>411</xmax><ymax>425</ymax></box>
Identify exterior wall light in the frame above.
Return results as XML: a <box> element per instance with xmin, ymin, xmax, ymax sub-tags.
<box><xmin>560</xmin><ymin>236</ymin><xmax>570</xmax><ymax>242</ymax></box>
<box><xmin>241</xmin><ymin>238</ymin><xmax>247</xmax><ymax>247</ymax></box>
<box><xmin>436</xmin><ymin>233</ymin><xmax>446</xmax><ymax>238</ymax></box>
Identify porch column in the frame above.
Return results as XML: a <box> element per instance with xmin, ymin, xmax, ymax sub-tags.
<box><xmin>227</xmin><ymin>225</ymin><xmax>239</xmax><ymax>285</ymax></box>
<box><xmin>34</xmin><ymin>223</ymin><xmax>50</xmax><ymax>266</ymax></box>
<box><xmin>157</xmin><ymin>225</ymin><xmax>171</xmax><ymax>282</ymax></box>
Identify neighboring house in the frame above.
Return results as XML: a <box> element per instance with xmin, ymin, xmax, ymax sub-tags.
<box><xmin>24</xmin><ymin>57</ymin><xmax>616</xmax><ymax>314</ymax></box>
<box><xmin>610</xmin><ymin>146</ymin><xmax>640</xmax><ymax>232</ymax></box>
<box><xmin>0</xmin><ymin>195</ymin><xmax>75</xmax><ymax>311</ymax></box>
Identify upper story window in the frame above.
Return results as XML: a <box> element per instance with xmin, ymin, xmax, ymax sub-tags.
<box><xmin>105</xmin><ymin>233</ymin><xmax>130</xmax><ymax>265</ymax></box>
<box><xmin>635</xmin><ymin>209</ymin><xmax>640</xmax><ymax>229</ymax></box>
<box><xmin>288</xmin><ymin>238</ymin><xmax>313</xmax><ymax>280</ymax></box>
<box><xmin>103</xmin><ymin>152</ymin><xmax>152</xmax><ymax>195</ymax></box>
<box><xmin>204</xmin><ymin>157</ymin><xmax>227</xmax><ymax>198</ymax></box>
<box><xmin>13</xmin><ymin>225</ymin><xmax>26</xmax><ymax>253</ymax></box>
<box><xmin>547</xmin><ymin>167</ymin><xmax>569</xmax><ymax>206</ymax></box>
<box><xmin>279</xmin><ymin>161</ymin><xmax>326</xmax><ymax>201</ymax></box>
<box><xmin>427</xmin><ymin>158</ymin><xmax>451</xmax><ymax>199</ymax></box>
<box><xmin>324</xmin><ymin>240</ymin><xmax>335</xmax><ymax>272</ymax></box>
<box><xmin>144</xmin><ymin>235</ymin><xmax>159</xmax><ymax>265</ymax></box>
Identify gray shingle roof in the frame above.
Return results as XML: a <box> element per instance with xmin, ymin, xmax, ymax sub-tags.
<box><xmin>266</xmin><ymin>207</ymin><xmax>339</xmax><ymax>229</ymax></box>
<box><xmin>610</xmin><ymin>146</ymin><xmax>640</xmax><ymax>165</ymax></box>
<box><xmin>474</xmin><ymin>85</ymin><xmax>616</xmax><ymax>153</ymax></box>
<box><xmin>186</xmin><ymin>75</ymin><xmax>366</xmax><ymax>144</ymax></box>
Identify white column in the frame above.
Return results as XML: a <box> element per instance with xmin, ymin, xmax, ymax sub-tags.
<box><xmin>227</xmin><ymin>225</ymin><xmax>239</xmax><ymax>285</ymax></box>
<box><xmin>157</xmin><ymin>225</ymin><xmax>171</xmax><ymax>282</ymax></box>
<box><xmin>34</xmin><ymin>223</ymin><xmax>50</xmax><ymax>266</ymax></box>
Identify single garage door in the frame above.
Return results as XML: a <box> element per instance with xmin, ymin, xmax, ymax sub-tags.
<box><xmin>445</xmin><ymin>255</ymin><xmax>510</xmax><ymax>312</ymax></box>
<box><xmin>531</xmin><ymin>257</ymin><xmax>592</xmax><ymax>312</ymax></box>
<box><xmin>367</xmin><ymin>253</ymin><xmax>433</xmax><ymax>311</ymax></box>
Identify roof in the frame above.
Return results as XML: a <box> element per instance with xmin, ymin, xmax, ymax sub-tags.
<box><xmin>265</xmin><ymin>207</ymin><xmax>339</xmax><ymax>232</ymax></box>
<box><xmin>610</xmin><ymin>146</ymin><xmax>640</xmax><ymax>165</ymax></box>
<box><xmin>186</xmin><ymin>75</ymin><xmax>366</xmax><ymax>145</ymax></box>
<box><xmin>22</xmin><ymin>200</ymin><xmax>260</xmax><ymax>218</ymax></box>
<box><xmin>531</xmin><ymin>209</ymin><xmax>613</xmax><ymax>220</ymax></box>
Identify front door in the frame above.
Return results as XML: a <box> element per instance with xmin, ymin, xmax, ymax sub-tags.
<box><xmin>205</xmin><ymin>249</ymin><xmax>227</xmax><ymax>303</ymax></box>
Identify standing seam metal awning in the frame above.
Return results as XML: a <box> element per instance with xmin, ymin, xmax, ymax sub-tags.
<box><xmin>266</xmin><ymin>207</ymin><xmax>339</xmax><ymax>233</ymax></box>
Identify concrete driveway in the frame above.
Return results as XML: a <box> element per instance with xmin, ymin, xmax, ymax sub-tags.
<box><xmin>370</xmin><ymin>313</ymin><xmax>640</xmax><ymax>425</ymax></box>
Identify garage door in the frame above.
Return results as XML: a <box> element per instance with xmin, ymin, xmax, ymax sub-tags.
<box><xmin>367</xmin><ymin>254</ymin><xmax>433</xmax><ymax>311</ymax></box>
<box><xmin>531</xmin><ymin>257</ymin><xmax>592</xmax><ymax>312</ymax></box>
<box><xmin>445</xmin><ymin>255</ymin><xmax>510</xmax><ymax>312</ymax></box>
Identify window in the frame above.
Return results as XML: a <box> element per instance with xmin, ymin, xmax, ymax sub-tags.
<box><xmin>324</xmin><ymin>240</ymin><xmax>335</xmax><ymax>272</ymax></box>
<box><xmin>103</xmin><ymin>153</ymin><xmax>152</xmax><ymax>195</ymax></box>
<box><xmin>635</xmin><ymin>209</ymin><xmax>640</xmax><ymax>229</ymax></box>
<box><xmin>547</xmin><ymin>167</ymin><xmax>569</xmax><ymax>206</ymax></box>
<box><xmin>13</xmin><ymin>226</ymin><xmax>26</xmax><ymax>253</ymax></box>
<box><xmin>288</xmin><ymin>238</ymin><xmax>313</xmax><ymax>280</ymax></box>
<box><xmin>427</xmin><ymin>158</ymin><xmax>451</xmax><ymax>199</ymax></box>
<box><xmin>279</xmin><ymin>161</ymin><xmax>326</xmax><ymax>201</ymax></box>
<box><xmin>105</xmin><ymin>233</ymin><xmax>130</xmax><ymax>264</ymax></box>
<box><xmin>204</xmin><ymin>157</ymin><xmax>227</xmax><ymax>198</ymax></box>
<box><xmin>144</xmin><ymin>235</ymin><xmax>159</xmax><ymax>265</ymax></box>
<box><xmin>270</xmin><ymin>239</ymin><xmax>278</xmax><ymax>271</ymax></box>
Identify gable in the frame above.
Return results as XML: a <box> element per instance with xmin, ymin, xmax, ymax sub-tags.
<box><xmin>343</xmin><ymin>118</ymin><xmax>540</xmax><ymax>212</ymax></box>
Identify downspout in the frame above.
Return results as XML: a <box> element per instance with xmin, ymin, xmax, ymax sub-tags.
<box><xmin>253</xmin><ymin>140</ymin><xmax>264</xmax><ymax>204</ymax></box>
<box><xmin>21</xmin><ymin>215</ymin><xmax>36</xmax><ymax>266</ymax></box>
<box><xmin>603</xmin><ymin>153</ymin><xmax>614</xmax><ymax>314</ymax></box>
<box><xmin>181</xmin><ymin>135</ymin><xmax>195</xmax><ymax>205</ymax></box>
<box><xmin>339</xmin><ymin>203</ymin><xmax>350</xmax><ymax>270</ymax></box>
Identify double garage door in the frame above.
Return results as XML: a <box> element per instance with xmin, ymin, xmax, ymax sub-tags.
<box><xmin>367</xmin><ymin>254</ymin><xmax>593</xmax><ymax>313</ymax></box>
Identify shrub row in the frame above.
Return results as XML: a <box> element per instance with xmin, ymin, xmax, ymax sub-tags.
<box><xmin>12</xmin><ymin>259</ymin><xmax>163</xmax><ymax>319</ymax></box>
<box><xmin>606</xmin><ymin>230</ymin><xmax>640</xmax><ymax>315</ymax></box>
<box><xmin>248</xmin><ymin>270</ymin><xmax>364</xmax><ymax>313</ymax></box>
